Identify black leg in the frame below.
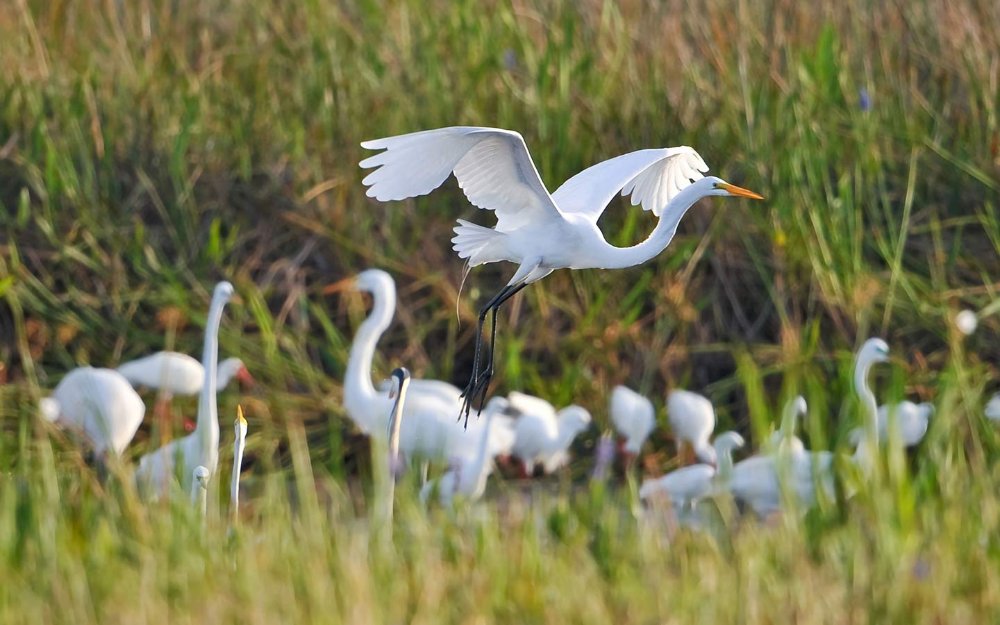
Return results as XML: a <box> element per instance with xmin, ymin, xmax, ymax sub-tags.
<box><xmin>460</xmin><ymin>285</ymin><xmax>515</xmax><ymax>423</ymax></box>
<box><xmin>471</xmin><ymin>283</ymin><xmax>528</xmax><ymax>414</ymax></box>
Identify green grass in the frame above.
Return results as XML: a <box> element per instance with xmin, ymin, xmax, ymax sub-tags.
<box><xmin>1</xmin><ymin>0</ymin><xmax>1000</xmax><ymax>621</ymax></box>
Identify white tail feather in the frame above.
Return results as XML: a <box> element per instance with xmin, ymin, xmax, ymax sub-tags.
<box><xmin>451</xmin><ymin>219</ymin><xmax>503</xmax><ymax>266</ymax></box>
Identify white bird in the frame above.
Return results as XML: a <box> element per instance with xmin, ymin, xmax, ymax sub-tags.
<box><xmin>728</xmin><ymin>449</ymin><xmax>835</xmax><ymax>518</ymax></box>
<box><xmin>850</xmin><ymin>338</ymin><xmax>891</xmax><ymax>470</ymax></box>
<box><xmin>191</xmin><ymin>465</ymin><xmax>210</xmax><ymax>518</ymax></box>
<box><xmin>420</xmin><ymin>392</ymin><xmax>503</xmax><ymax>506</ymax></box>
<box><xmin>46</xmin><ymin>367</ymin><xmax>146</xmax><ymax>457</ymax></box>
<box><xmin>135</xmin><ymin>281</ymin><xmax>234</xmax><ymax>494</ymax></box>
<box><xmin>610</xmin><ymin>385</ymin><xmax>656</xmax><ymax>461</ymax></box>
<box><xmin>987</xmin><ymin>394</ymin><xmax>1000</xmax><ymax>423</ymax></box>
<box><xmin>639</xmin><ymin>431</ymin><xmax>744</xmax><ymax>510</ymax></box>
<box><xmin>508</xmin><ymin>392</ymin><xmax>592</xmax><ymax>475</ymax></box>
<box><xmin>385</xmin><ymin>367</ymin><xmax>410</xmax><ymax>521</ymax></box>
<box><xmin>231</xmin><ymin>405</ymin><xmax>248</xmax><ymax>524</ymax></box>
<box><xmin>766</xmin><ymin>395</ymin><xmax>807</xmax><ymax>455</ymax></box>
<box><xmin>117</xmin><ymin>352</ymin><xmax>254</xmax><ymax>397</ymax></box>
<box><xmin>334</xmin><ymin>268</ymin><xmax>515</xmax><ymax>465</ymax></box>
<box><xmin>667</xmin><ymin>390</ymin><xmax>717</xmax><ymax>465</ymax></box>
<box><xmin>848</xmin><ymin>400</ymin><xmax>933</xmax><ymax>449</ymax></box>
<box><xmin>360</xmin><ymin>126</ymin><xmax>764</xmax><ymax>419</ymax></box>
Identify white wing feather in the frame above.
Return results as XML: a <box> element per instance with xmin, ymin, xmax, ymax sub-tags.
<box><xmin>551</xmin><ymin>147</ymin><xmax>709</xmax><ymax>221</ymax></box>
<box><xmin>360</xmin><ymin>126</ymin><xmax>564</xmax><ymax>232</ymax></box>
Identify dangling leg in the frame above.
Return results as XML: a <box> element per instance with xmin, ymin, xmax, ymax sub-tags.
<box><xmin>460</xmin><ymin>284</ymin><xmax>517</xmax><ymax>420</ymax></box>
<box><xmin>471</xmin><ymin>282</ymin><xmax>528</xmax><ymax>413</ymax></box>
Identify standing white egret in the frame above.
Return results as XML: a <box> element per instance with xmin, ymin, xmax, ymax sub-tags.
<box><xmin>191</xmin><ymin>466</ymin><xmax>210</xmax><ymax>518</ymax></box>
<box><xmin>987</xmin><ymin>394</ymin><xmax>1000</xmax><ymax>423</ymax></box>
<box><xmin>117</xmin><ymin>352</ymin><xmax>254</xmax><ymax>396</ymax></box>
<box><xmin>385</xmin><ymin>367</ymin><xmax>410</xmax><ymax>521</ymax></box>
<box><xmin>766</xmin><ymin>395</ymin><xmax>807</xmax><ymax>455</ymax></box>
<box><xmin>46</xmin><ymin>367</ymin><xmax>146</xmax><ymax>457</ymax></box>
<box><xmin>850</xmin><ymin>338</ymin><xmax>891</xmax><ymax>470</ymax></box>
<box><xmin>333</xmin><ymin>269</ymin><xmax>515</xmax><ymax>463</ymax></box>
<box><xmin>508</xmin><ymin>392</ymin><xmax>592</xmax><ymax>475</ymax></box>
<box><xmin>231</xmin><ymin>405</ymin><xmax>248</xmax><ymax>524</ymax></box>
<box><xmin>135</xmin><ymin>281</ymin><xmax>234</xmax><ymax>493</ymax></box>
<box><xmin>360</xmin><ymin>126</ymin><xmax>764</xmax><ymax>419</ymax></box>
<box><xmin>639</xmin><ymin>431</ymin><xmax>744</xmax><ymax>509</ymax></box>
<box><xmin>848</xmin><ymin>401</ymin><xmax>933</xmax><ymax>449</ymax></box>
<box><xmin>728</xmin><ymin>449</ymin><xmax>835</xmax><ymax>519</ymax></box>
<box><xmin>610</xmin><ymin>385</ymin><xmax>656</xmax><ymax>463</ymax></box>
<box><xmin>667</xmin><ymin>390</ymin><xmax>717</xmax><ymax>465</ymax></box>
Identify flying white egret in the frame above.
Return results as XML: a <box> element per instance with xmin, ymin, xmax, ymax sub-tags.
<box><xmin>360</xmin><ymin>126</ymin><xmax>764</xmax><ymax>420</ymax></box>
<box><xmin>850</xmin><ymin>338</ymin><xmax>891</xmax><ymax>470</ymax></box>
<box><xmin>508</xmin><ymin>392</ymin><xmax>592</xmax><ymax>475</ymax></box>
<box><xmin>385</xmin><ymin>367</ymin><xmax>410</xmax><ymax>521</ymax></box>
<box><xmin>333</xmin><ymin>269</ymin><xmax>515</xmax><ymax>464</ymax></box>
<box><xmin>135</xmin><ymin>281</ymin><xmax>234</xmax><ymax>494</ymax></box>
<box><xmin>191</xmin><ymin>465</ymin><xmax>210</xmax><ymax>518</ymax></box>
<box><xmin>667</xmin><ymin>390</ymin><xmax>717</xmax><ymax>465</ymax></box>
<box><xmin>45</xmin><ymin>367</ymin><xmax>146</xmax><ymax>458</ymax></box>
<box><xmin>987</xmin><ymin>394</ymin><xmax>1000</xmax><ymax>423</ymax></box>
<box><xmin>609</xmin><ymin>385</ymin><xmax>656</xmax><ymax>463</ymax></box>
<box><xmin>420</xmin><ymin>390</ymin><xmax>503</xmax><ymax>506</ymax></box>
<box><xmin>766</xmin><ymin>395</ymin><xmax>807</xmax><ymax>455</ymax></box>
<box><xmin>639</xmin><ymin>431</ymin><xmax>744</xmax><ymax>510</ymax></box>
<box><xmin>231</xmin><ymin>405</ymin><xmax>248</xmax><ymax>524</ymax></box>
<box><xmin>848</xmin><ymin>401</ymin><xmax>933</xmax><ymax>449</ymax></box>
<box><xmin>117</xmin><ymin>352</ymin><xmax>254</xmax><ymax>396</ymax></box>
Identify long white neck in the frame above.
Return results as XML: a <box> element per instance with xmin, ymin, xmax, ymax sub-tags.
<box><xmin>343</xmin><ymin>281</ymin><xmax>395</xmax><ymax>431</ymax></box>
<box><xmin>463</xmin><ymin>409</ymin><xmax>495</xmax><ymax>488</ymax></box>
<box><xmin>589</xmin><ymin>183</ymin><xmax>710</xmax><ymax>270</ymax></box>
<box><xmin>230</xmin><ymin>422</ymin><xmax>246</xmax><ymax>519</ymax></box>
<box><xmin>196</xmin><ymin>291</ymin><xmax>228</xmax><ymax>475</ymax></box>
<box><xmin>854</xmin><ymin>356</ymin><xmax>879</xmax><ymax>447</ymax></box>
<box><xmin>715</xmin><ymin>446</ymin><xmax>735</xmax><ymax>482</ymax></box>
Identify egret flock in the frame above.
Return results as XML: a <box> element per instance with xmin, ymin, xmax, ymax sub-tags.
<box><xmin>30</xmin><ymin>125</ymin><xmax>999</xmax><ymax>529</ymax></box>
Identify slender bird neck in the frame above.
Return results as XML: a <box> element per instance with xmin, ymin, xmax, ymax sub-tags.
<box><xmin>196</xmin><ymin>293</ymin><xmax>227</xmax><ymax>473</ymax></box>
<box><xmin>716</xmin><ymin>447</ymin><xmax>735</xmax><ymax>482</ymax></box>
<box><xmin>387</xmin><ymin>377</ymin><xmax>408</xmax><ymax>462</ymax></box>
<box><xmin>592</xmin><ymin>183</ymin><xmax>707</xmax><ymax>270</ymax></box>
<box><xmin>854</xmin><ymin>357</ymin><xmax>879</xmax><ymax>446</ymax></box>
<box><xmin>344</xmin><ymin>283</ymin><xmax>395</xmax><ymax>429</ymax></box>
<box><xmin>230</xmin><ymin>434</ymin><xmax>245</xmax><ymax>509</ymax></box>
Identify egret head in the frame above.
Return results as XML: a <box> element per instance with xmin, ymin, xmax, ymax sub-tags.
<box><xmin>558</xmin><ymin>405</ymin><xmax>592</xmax><ymax>432</ymax></box>
<box><xmin>387</xmin><ymin>366</ymin><xmax>411</xmax><ymax>399</ymax></box>
<box><xmin>213</xmin><ymin>281</ymin><xmax>235</xmax><ymax>302</ymax></box>
<box><xmin>218</xmin><ymin>357</ymin><xmax>255</xmax><ymax>390</ymax></box>
<box><xmin>858</xmin><ymin>338</ymin><xmax>890</xmax><ymax>366</ymax></box>
<box><xmin>713</xmin><ymin>431</ymin><xmax>746</xmax><ymax>455</ymax></box>
<box><xmin>701</xmin><ymin>176</ymin><xmax>765</xmax><ymax>200</ymax></box>
<box><xmin>194</xmin><ymin>466</ymin><xmax>211</xmax><ymax>488</ymax></box>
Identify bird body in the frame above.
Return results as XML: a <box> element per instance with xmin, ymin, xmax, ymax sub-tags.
<box><xmin>849</xmin><ymin>400</ymin><xmax>933</xmax><ymax>449</ymax></box>
<box><xmin>361</xmin><ymin>126</ymin><xmax>763</xmax><ymax>418</ymax></box>
<box><xmin>667</xmin><ymin>390</ymin><xmax>717</xmax><ymax>464</ymax></box>
<box><xmin>610</xmin><ymin>385</ymin><xmax>656</xmax><ymax>455</ymax></box>
<box><xmin>508</xmin><ymin>392</ymin><xmax>592</xmax><ymax>474</ymax></box>
<box><xmin>420</xmin><ymin>397</ymin><xmax>501</xmax><ymax>506</ymax></box>
<box><xmin>639</xmin><ymin>431</ymin><xmax>744</xmax><ymax>509</ymax></box>
<box><xmin>136</xmin><ymin>282</ymin><xmax>234</xmax><ymax>493</ymax></box>
<box><xmin>47</xmin><ymin>367</ymin><xmax>146</xmax><ymax>456</ymax></box>
<box><xmin>117</xmin><ymin>352</ymin><xmax>251</xmax><ymax>396</ymax></box>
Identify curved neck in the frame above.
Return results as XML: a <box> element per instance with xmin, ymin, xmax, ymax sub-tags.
<box><xmin>196</xmin><ymin>293</ymin><xmax>227</xmax><ymax>473</ymax></box>
<box><xmin>387</xmin><ymin>377</ymin><xmax>408</xmax><ymax>473</ymax></box>
<box><xmin>344</xmin><ymin>283</ymin><xmax>395</xmax><ymax>430</ymax></box>
<box><xmin>230</xmin><ymin>426</ymin><xmax>246</xmax><ymax>515</ymax></box>
<box><xmin>715</xmin><ymin>446</ymin><xmax>735</xmax><ymax>482</ymax></box>
<box><xmin>590</xmin><ymin>184</ymin><xmax>707</xmax><ymax>269</ymax></box>
<box><xmin>854</xmin><ymin>356</ymin><xmax>879</xmax><ymax>446</ymax></box>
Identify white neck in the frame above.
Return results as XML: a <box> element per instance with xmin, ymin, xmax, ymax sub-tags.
<box><xmin>854</xmin><ymin>356</ymin><xmax>879</xmax><ymax>447</ymax></box>
<box><xmin>196</xmin><ymin>292</ymin><xmax>228</xmax><ymax>475</ymax></box>
<box><xmin>387</xmin><ymin>376</ymin><xmax>408</xmax><ymax>475</ymax></box>
<box><xmin>230</xmin><ymin>425</ymin><xmax>246</xmax><ymax>516</ymax></box>
<box><xmin>589</xmin><ymin>183</ymin><xmax>711</xmax><ymax>270</ymax></box>
<box><xmin>715</xmin><ymin>446</ymin><xmax>735</xmax><ymax>482</ymax></box>
<box><xmin>463</xmin><ymin>409</ymin><xmax>495</xmax><ymax>488</ymax></box>
<box><xmin>343</xmin><ymin>281</ymin><xmax>395</xmax><ymax>431</ymax></box>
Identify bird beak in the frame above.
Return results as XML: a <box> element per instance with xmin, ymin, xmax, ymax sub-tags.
<box><xmin>718</xmin><ymin>182</ymin><xmax>765</xmax><ymax>200</ymax></box>
<box><xmin>321</xmin><ymin>277</ymin><xmax>356</xmax><ymax>294</ymax></box>
<box><xmin>236</xmin><ymin>366</ymin><xmax>256</xmax><ymax>389</ymax></box>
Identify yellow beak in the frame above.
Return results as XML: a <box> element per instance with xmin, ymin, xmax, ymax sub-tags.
<box><xmin>717</xmin><ymin>182</ymin><xmax>765</xmax><ymax>200</ymax></box>
<box><xmin>321</xmin><ymin>276</ymin><xmax>357</xmax><ymax>294</ymax></box>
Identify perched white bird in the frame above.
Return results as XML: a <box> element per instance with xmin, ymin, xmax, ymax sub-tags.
<box><xmin>610</xmin><ymin>385</ymin><xmax>656</xmax><ymax>460</ymax></box>
<box><xmin>987</xmin><ymin>394</ymin><xmax>1000</xmax><ymax>423</ymax></box>
<box><xmin>191</xmin><ymin>466</ymin><xmax>210</xmax><ymax>518</ymax></box>
<box><xmin>360</xmin><ymin>126</ymin><xmax>764</xmax><ymax>419</ymax></box>
<box><xmin>231</xmin><ymin>405</ymin><xmax>248</xmax><ymax>524</ymax></box>
<box><xmin>135</xmin><ymin>282</ymin><xmax>234</xmax><ymax>494</ymax></box>
<box><xmin>639</xmin><ymin>431</ymin><xmax>744</xmax><ymax>509</ymax></box>
<box><xmin>729</xmin><ymin>449</ymin><xmax>835</xmax><ymax>518</ymax></box>
<box><xmin>766</xmin><ymin>395</ymin><xmax>807</xmax><ymax>455</ymax></box>
<box><xmin>335</xmin><ymin>268</ymin><xmax>515</xmax><ymax>464</ymax></box>
<box><xmin>850</xmin><ymin>338</ymin><xmax>892</xmax><ymax>470</ymax></box>
<box><xmin>46</xmin><ymin>367</ymin><xmax>146</xmax><ymax>457</ymax></box>
<box><xmin>667</xmin><ymin>390</ymin><xmax>717</xmax><ymax>465</ymax></box>
<box><xmin>420</xmin><ymin>392</ymin><xmax>503</xmax><ymax>506</ymax></box>
<box><xmin>848</xmin><ymin>401</ymin><xmax>933</xmax><ymax>449</ymax></box>
<box><xmin>117</xmin><ymin>352</ymin><xmax>253</xmax><ymax>396</ymax></box>
<box><xmin>508</xmin><ymin>392</ymin><xmax>592</xmax><ymax>475</ymax></box>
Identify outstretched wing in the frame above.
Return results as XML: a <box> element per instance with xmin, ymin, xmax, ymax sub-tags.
<box><xmin>551</xmin><ymin>147</ymin><xmax>709</xmax><ymax>222</ymax></box>
<box><xmin>360</xmin><ymin>127</ymin><xmax>564</xmax><ymax>232</ymax></box>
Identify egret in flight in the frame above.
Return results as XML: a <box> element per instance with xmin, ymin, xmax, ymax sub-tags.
<box><xmin>360</xmin><ymin>126</ymin><xmax>764</xmax><ymax>421</ymax></box>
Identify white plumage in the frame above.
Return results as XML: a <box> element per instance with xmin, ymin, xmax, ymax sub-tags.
<box><xmin>667</xmin><ymin>390</ymin><xmax>717</xmax><ymax>464</ymax></box>
<box><xmin>46</xmin><ymin>367</ymin><xmax>146</xmax><ymax>457</ymax></box>
<box><xmin>609</xmin><ymin>385</ymin><xmax>656</xmax><ymax>456</ymax></box>
<box><xmin>639</xmin><ymin>431</ymin><xmax>744</xmax><ymax>509</ymax></box>
<box><xmin>987</xmin><ymin>394</ymin><xmax>1000</xmax><ymax>423</ymax></box>
<box><xmin>117</xmin><ymin>352</ymin><xmax>252</xmax><ymax>396</ymax></box>
<box><xmin>508</xmin><ymin>392</ymin><xmax>592</xmax><ymax>474</ymax></box>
